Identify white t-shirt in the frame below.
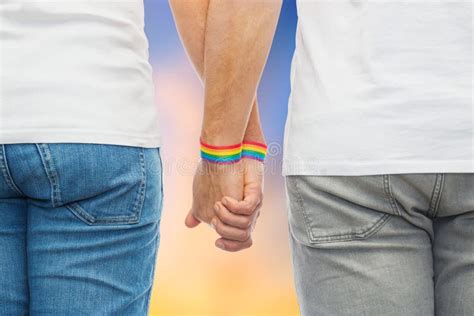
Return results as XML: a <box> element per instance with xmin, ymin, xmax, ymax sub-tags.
<box><xmin>0</xmin><ymin>0</ymin><xmax>161</xmax><ymax>148</ymax></box>
<box><xmin>283</xmin><ymin>0</ymin><xmax>473</xmax><ymax>175</ymax></box>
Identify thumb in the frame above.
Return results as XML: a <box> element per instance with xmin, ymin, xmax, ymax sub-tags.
<box><xmin>185</xmin><ymin>210</ymin><xmax>201</xmax><ymax>228</ymax></box>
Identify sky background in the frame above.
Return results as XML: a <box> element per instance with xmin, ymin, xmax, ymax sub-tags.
<box><xmin>144</xmin><ymin>0</ymin><xmax>299</xmax><ymax>315</ymax></box>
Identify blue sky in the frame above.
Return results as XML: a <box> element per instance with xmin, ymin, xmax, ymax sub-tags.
<box><xmin>144</xmin><ymin>0</ymin><xmax>298</xmax><ymax>145</ymax></box>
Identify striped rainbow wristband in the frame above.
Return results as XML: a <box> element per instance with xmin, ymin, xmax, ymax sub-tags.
<box><xmin>242</xmin><ymin>141</ymin><xmax>267</xmax><ymax>162</ymax></box>
<box><xmin>200</xmin><ymin>140</ymin><xmax>243</xmax><ymax>164</ymax></box>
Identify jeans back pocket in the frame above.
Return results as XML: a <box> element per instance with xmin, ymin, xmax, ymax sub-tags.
<box><xmin>286</xmin><ymin>175</ymin><xmax>393</xmax><ymax>245</ymax></box>
<box><xmin>40</xmin><ymin>144</ymin><xmax>147</xmax><ymax>225</ymax></box>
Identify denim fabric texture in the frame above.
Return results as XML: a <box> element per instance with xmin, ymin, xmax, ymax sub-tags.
<box><xmin>0</xmin><ymin>144</ymin><xmax>163</xmax><ymax>315</ymax></box>
<box><xmin>286</xmin><ymin>174</ymin><xmax>474</xmax><ymax>316</ymax></box>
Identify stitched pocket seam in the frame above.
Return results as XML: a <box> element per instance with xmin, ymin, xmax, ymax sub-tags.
<box><xmin>156</xmin><ymin>148</ymin><xmax>164</xmax><ymax>217</ymax></box>
<box><xmin>293</xmin><ymin>176</ymin><xmax>392</xmax><ymax>244</ymax></box>
<box><xmin>131</xmin><ymin>148</ymin><xmax>147</xmax><ymax>220</ymax></box>
<box><xmin>67</xmin><ymin>203</ymin><xmax>140</xmax><ymax>225</ymax></box>
<box><xmin>290</xmin><ymin>176</ymin><xmax>314</xmax><ymax>245</ymax></box>
<box><xmin>309</xmin><ymin>213</ymin><xmax>391</xmax><ymax>243</ymax></box>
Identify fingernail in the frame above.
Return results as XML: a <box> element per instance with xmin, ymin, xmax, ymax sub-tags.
<box><xmin>222</xmin><ymin>197</ymin><xmax>229</xmax><ymax>205</ymax></box>
<box><xmin>211</xmin><ymin>218</ymin><xmax>217</xmax><ymax>229</ymax></box>
<box><xmin>213</xmin><ymin>204</ymin><xmax>219</xmax><ymax>212</ymax></box>
<box><xmin>216</xmin><ymin>241</ymin><xmax>225</xmax><ymax>250</ymax></box>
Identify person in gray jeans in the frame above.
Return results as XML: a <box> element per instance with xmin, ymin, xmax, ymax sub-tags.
<box><xmin>176</xmin><ymin>0</ymin><xmax>473</xmax><ymax>315</ymax></box>
<box><xmin>278</xmin><ymin>2</ymin><xmax>473</xmax><ymax>314</ymax></box>
<box><xmin>286</xmin><ymin>174</ymin><xmax>473</xmax><ymax>315</ymax></box>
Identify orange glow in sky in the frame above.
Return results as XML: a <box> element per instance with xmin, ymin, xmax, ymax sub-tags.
<box><xmin>148</xmin><ymin>62</ymin><xmax>299</xmax><ymax>315</ymax></box>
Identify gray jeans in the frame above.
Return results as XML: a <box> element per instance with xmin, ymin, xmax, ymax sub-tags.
<box><xmin>286</xmin><ymin>174</ymin><xmax>473</xmax><ymax>316</ymax></box>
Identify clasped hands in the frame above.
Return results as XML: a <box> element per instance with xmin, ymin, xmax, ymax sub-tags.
<box><xmin>185</xmin><ymin>158</ymin><xmax>264</xmax><ymax>252</ymax></box>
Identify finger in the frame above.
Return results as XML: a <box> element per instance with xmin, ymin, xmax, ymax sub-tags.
<box><xmin>242</xmin><ymin>190</ymin><xmax>263</xmax><ymax>209</ymax></box>
<box><xmin>251</xmin><ymin>210</ymin><xmax>261</xmax><ymax>231</ymax></box>
<box><xmin>222</xmin><ymin>194</ymin><xmax>261</xmax><ymax>216</ymax></box>
<box><xmin>215</xmin><ymin>237</ymin><xmax>253</xmax><ymax>252</ymax></box>
<box><xmin>185</xmin><ymin>210</ymin><xmax>201</xmax><ymax>228</ymax></box>
<box><xmin>213</xmin><ymin>217</ymin><xmax>251</xmax><ymax>242</ymax></box>
<box><xmin>215</xmin><ymin>202</ymin><xmax>252</xmax><ymax>229</ymax></box>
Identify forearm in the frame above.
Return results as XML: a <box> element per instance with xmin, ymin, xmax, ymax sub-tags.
<box><xmin>201</xmin><ymin>0</ymin><xmax>281</xmax><ymax>145</ymax></box>
<box><xmin>169</xmin><ymin>0</ymin><xmax>266</xmax><ymax>145</ymax></box>
<box><xmin>168</xmin><ymin>0</ymin><xmax>207</xmax><ymax>84</ymax></box>
<box><xmin>244</xmin><ymin>101</ymin><xmax>265</xmax><ymax>144</ymax></box>
<box><xmin>170</xmin><ymin>0</ymin><xmax>273</xmax><ymax>246</ymax></box>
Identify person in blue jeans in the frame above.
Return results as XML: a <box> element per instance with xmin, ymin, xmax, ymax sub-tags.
<box><xmin>0</xmin><ymin>2</ymin><xmax>166</xmax><ymax>313</ymax></box>
<box><xmin>0</xmin><ymin>0</ymin><xmax>279</xmax><ymax>314</ymax></box>
<box><xmin>0</xmin><ymin>145</ymin><xmax>163</xmax><ymax>314</ymax></box>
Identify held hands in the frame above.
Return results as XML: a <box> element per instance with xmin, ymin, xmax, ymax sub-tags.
<box><xmin>186</xmin><ymin>160</ymin><xmax>244</xmax><ymax>227</ymax></box>
<box><xmin>186</xmin><ymin>157</ymin><xmax>264</xmax><ymax>252</ymax></box>
<box><xmin>213</xmin><ymin>158</ymin><xmax>264</xmax><ymax>252</ymax></box>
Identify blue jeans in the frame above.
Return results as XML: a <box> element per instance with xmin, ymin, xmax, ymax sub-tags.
<box><xmin>286</xmin><ymin>174</ymin><xmax>474</xmax><ymax>316</ymax></box>
<box><xmin>0</xmin><ymin>144</ymin><xmax>163</xmax><ymax>315</ymax></box>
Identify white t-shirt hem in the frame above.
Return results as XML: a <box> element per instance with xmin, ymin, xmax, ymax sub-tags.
<box><xmin>282</xmin><ymin>160</ymin><xmax>474</xmax><ymax>176</ymax></box>
<box><xmin>0</xmin><ymin>129</ymin><xmax>161</xmax><ymax>148</ymax></box>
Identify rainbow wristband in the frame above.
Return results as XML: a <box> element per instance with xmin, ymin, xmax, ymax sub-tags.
<box><xmin>242</xmin><ymin>141</ymin><xmax>267</xmax><ymax>162</ymax></box>
<box><xmin>200</xmin><ymin>140</ymin><xmax>242</xmax><ymax>164</ymax></box>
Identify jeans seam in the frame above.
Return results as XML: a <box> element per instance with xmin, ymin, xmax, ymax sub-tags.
<box><xmin>144</xmin><ymin>232</ymin><xmax>159</xmax><ymax>312</ymax></box>
<box><xmin>383</xmin><ymin>174</ymin><xmax>402</xmax><ymax>216</ymax></box>
<box><xmin>144</xmin><ymin>149</ymin><xmax>163</xmax><ymax>312</ymax></box>
<box><xmin>156</xmin><ymin>149</ymin><xmax>164</xmax><ymax>217</ymax></box>
<box><xmin>0</xmin><ymin>145</ymin><xmax>25</xmax><ymax>196</ymax></box>
<box><xmin>428</xmin><ymin>173</ymin><xmax>445</xmax><ymax>218</ymax></box>
<box><xmin>131</xmin><ymin>148</ymin><xmax>147</xmax><ymax>219</ymax></box>
<box><xmin>290</xmin><ymin>177</ymin><xmax>314</xmax><ymax>245</ymax></box>
<box><xmin>66</xmin><ymin>203</ymin><xmax>141</xmax><ymax>225</ymax></box>
<box><xmin>36</xmin><ymin>144</ymin><xmax>62</xmax><ymax>207</ymax></box>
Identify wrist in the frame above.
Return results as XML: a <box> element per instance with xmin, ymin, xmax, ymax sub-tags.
<box><xmin>242</xmin><ymin>140</ymin><xmax>267</xmax><ymax>163</ymax></box>
<box><xmin>201</xmin><ymin>127</ymin><xmax>243</xmax><ymax>147</ymax></box>
<box><xmin>200</xmin><ymin>158</ymin><xmax>243</xmax><ymax>174</ymax></box>
<box><xmin>200</xmin><ymin>139</ymin><xmax>267</xmax><ymax>165</ymax></box>
<box><xmin>200</xmin><ymin>139</ymin><xmax>243</xmax><ymax>165</ymax></box>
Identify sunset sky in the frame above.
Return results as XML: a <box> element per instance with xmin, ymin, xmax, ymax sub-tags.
<box><xmin>143</xmin><ymin>1</ymin><xmax>299</xmax><ymax>315</ymax></box>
